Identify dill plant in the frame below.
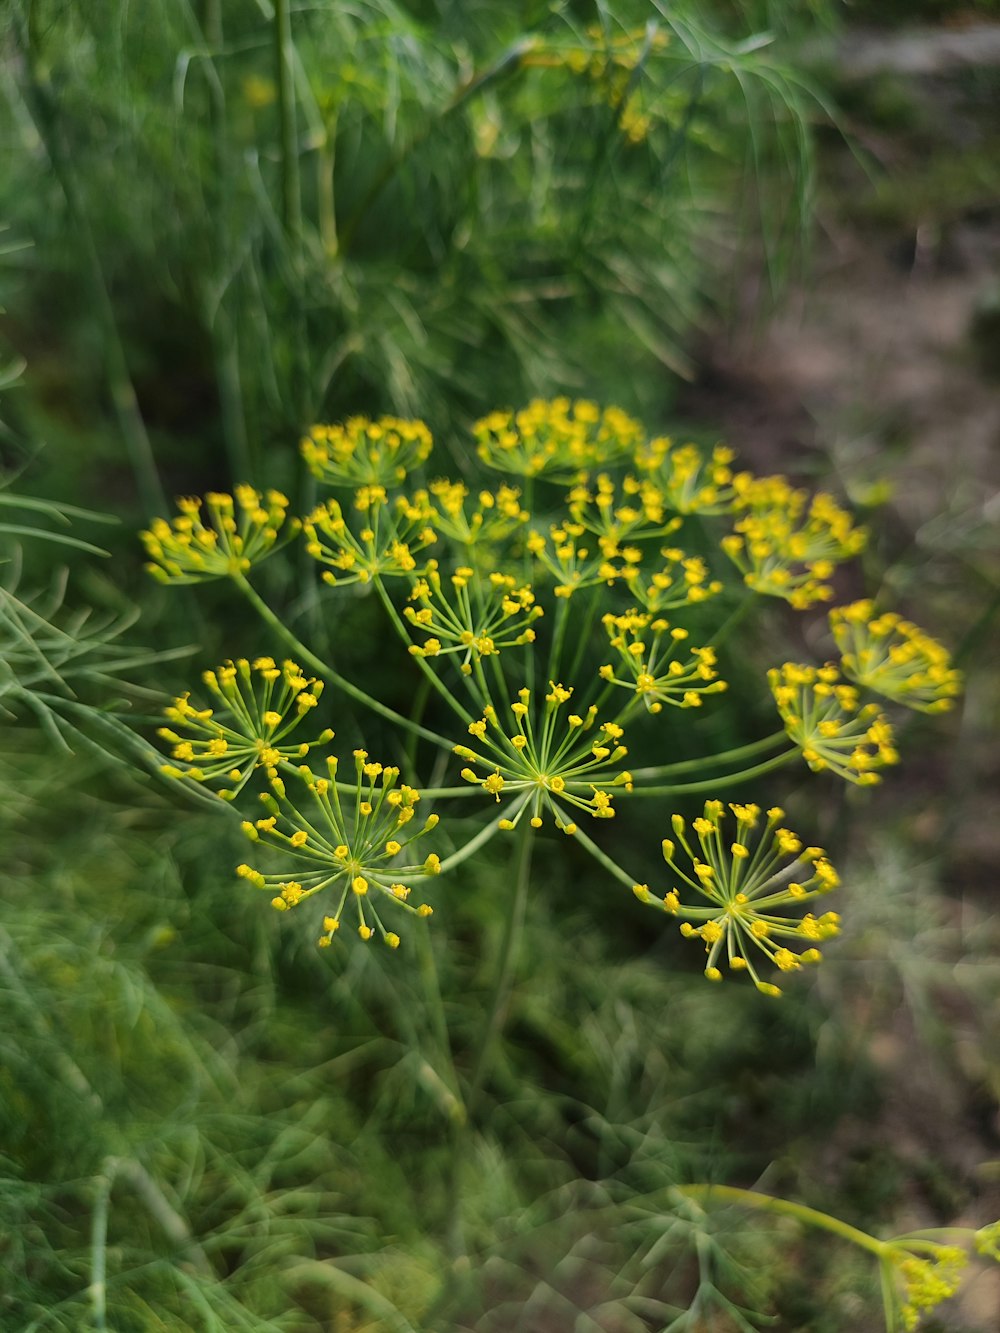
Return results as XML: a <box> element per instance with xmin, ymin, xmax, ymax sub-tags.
<box><xmin>143</xmin><ymin>403</ymin><xmax>947</xmax><ymax>983</ymax></box>
<box><xmin>134</xmin><ymin>399</ymin><xmax>996</xmax><ymax>1329</ymax></box>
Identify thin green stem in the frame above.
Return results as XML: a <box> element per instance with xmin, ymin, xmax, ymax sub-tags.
<box><xmin>563</xmin><ymin>584</ymin><xmax>602</xmax><ymax>685</ymax></box>
<box><xmin>546</xmin><ymin>597</ymin><xmax>572</xmax><ymax>684</ymax></box>
<box><xmin>274</xmin><ymin>0</ymin><xmax>301</xmax><ymax>242</ymax></box>
<box><xmin>234</xmin><ymin>574</ymin><xmax>456</xmax><ymax>750</ymax></box>
<box><xmin>674</xmin><ymin>1185</ymin><xmax>889</xmax><ymax>1259</ymax></box>
<box><xmin>403</xmin><ymin>673</ymin><xmax>433</xmax><ymax>776</ymax></box>
<box><xmin>466</xmin><ymin>817</ymin><xmax>534</xmax><ymax>1114</ymax></box>
<box><xmin>570</xmin><ymin>822</ymin><xmax>638</xmax><ymax>890</ymax></box>
<box><xmin>444</xmin><ymin>815</ymin><xmax>534</xmax><ymax>1263</ymax></box>
<box><xmin>438</xmin><ymin>797</ymin><xmax>527</xmax><ymax>875</ymax></box>
<box><xmin>629</xmin><ymin>731</ymin><xmax>788</xmax><ymax>780</ymax></box>
<box><xmin>629</xmin><ymin>748</ymin><xmax>798</xmax><ymax>796</ymax></box>
<box><xmin>710</xmin><ymin>589</ymin><xmax>756</xmax><ymax>652</ymax></box>
<box><xmin>414</xmin><ymin>923</ymin><xmax>464</xmax><ymax>1120</ymax></box>
<box><xmin>374</xmin><ymin>578</ymin><xmax>476</xmax><ymax>728</ymax></box>
<box><xmin>89</xmin><ymin>1163</ymin><xmax>116</xmax><ymax>1332</ymax></box>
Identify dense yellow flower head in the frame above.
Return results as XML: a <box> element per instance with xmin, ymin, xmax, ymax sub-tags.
<box><xmin>454</xmin><ymin>685</ymin><xmax>632</xmax><ymax>830</ymax></box>
<box><xmin>300</xmin><ymin>416</ymin><xmax>433</xmax><ymax>488</ymax></box>
<box><xmin>769</xmin><ymin>661</ymin><xmax>898</xmax><ymax>785</ymax></box>
<box><xmin>141</xmin><ymin>488</ymin><xmax>297</xmax><ymax>584</ymax></box>
<box><xmin>237</xmin><ymin>752</ymin><xmax>439</xmax><ymax>947</ymax></box>
<box><xmin>473</xmin><ymin>398</ymin><xmax>643</xmax><ymax>479</ymax></box>
<box><xmin>633</xmin><ymin>801</ymin><xmax>840</xmax><ymax>993</ymax></box>
<box><xmin>830</xmin><ymin>600</ymin><xmax>962</xmax><ymax>713</ymax></box>
<box><xmin>158</xmin><ymin>657</ymin><xmax>332</xmax><ymax>797</ymax></box>
<box><xmin>723</xmin><ymin>474</ymin><xmax>866</xmax><ymax>608</ymax></box>
<box><xmin>889</xmin><ymin>1244</ymin><xmax>967</xmax><ymax>1331</ymax></box>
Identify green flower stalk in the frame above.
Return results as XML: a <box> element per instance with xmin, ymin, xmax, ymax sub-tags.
<box><xmin>830</xmin><ymin>599</ymin><xmax>962</xmax><ymax>713</ymax></box>
<box><xmin>300</xmin><ymin>415</ymin><xmax>433</xmax><ymax>488</ymax></box>
<box><xmin>158</xmin><ymin>657</ymin><xmax>333</xmax><ymax>798</ymax></box>
<box><xmin>633</xmin><ymin>800</ymin><xmax>840</xmax><ymax>994</ymax></box>
<box><xmin>141</xmin><ymin>487</ymin><xmax>297</xmax><ymax>583</ymax></box>
<box><xmin>237</xmin><ymin>751</ymin><xmax>440</xmax><ymax>947</ymax></box>
<box><xmin>769</xmin><ymin>661</ymin><xmax>898</xmax><ymax>785</ymax></box>
<box><xmin>675</xmin><ymin>1185</ymin><xmax>996</xmax><ymax>1332</ymax></box>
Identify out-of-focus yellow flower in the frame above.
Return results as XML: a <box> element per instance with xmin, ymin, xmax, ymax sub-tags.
<box><xmin>301</xmin><ymin>416</ymin><xmax>432</xmax><ymax>488</ymax></box>
<box><xmin>473</xmin><ymin>398</ymin><xmax>643</xmax><ymax>479</ymax></box>
<box><xmin>141</xmin><ymin>488</ymin><xmax>297</xmax><ymax>584</ymax></box>
<box><xmin>723</xmin><ymin>474</ymin><xmax>866</xmax><ymax>608</ymax></box>
<box><xmin>769</xmin><ymin>661</ymin><xmax>898</xmax><ymax>785</ymax></box>
<box><xmin>830</xmin><ymin>600</ymin><xmax>962</xmax><ymax>713</ymax></box>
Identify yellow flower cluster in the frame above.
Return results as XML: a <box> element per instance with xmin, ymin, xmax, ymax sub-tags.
<box><xmin>237</xmin><ymin>751</ymin><xmax>439</xmax><ymax>948</ymax></box>
<box><xmin>302</xmin><ymin>488</ymin><xmax>437</xmax><ymax>586</ymax></box>
<box><xmin>453</xmin><ymin>684</ymin><xmax>633</xmax><ymax>831</ymax></box>
<box><xmin>600</xmin><ymin>611</ymin><xmax>726</xmax><ymax>713</ymax></box>
<box><xmin>630</xmin><ymin>548</ymin><xmax>723</xmax><ymax>612</ymax></box>
<box><xmin>526</xmin><ymin>520</ymin><xmax>641</xmax><ymax>599</ymax></box>
<box><xmin>723</xmin><ymin>475</ymin><xmax>866</xmax><ymax>608</ymax></box>
<box><xmin>300</xmin><ymin>416</ymin><xmax>433</xmax><ymax>488</ymax></box>
<box><xmin>473</xmin><ymin>398</ymin><xmax>643</xmax><ymax>479</ymax></box>
<box><xmin>158</xmin><ymin>658</ymin><xmax>332</xmax><ymax>797</ymax></box>
<box><xmin>634</xmin><ymin>439</ymin><xmax>737</xmax><ymax>515</ymax></box>
<box><xmin>769</xmin><ymin>662</ymin><xmax>898</xmax><ymax>785</ymax></box>
<box><xmin>404</xmin><ymin>564</ymin><xmax>543</xmax><ymax>674</ymax></box>
<box><xmin>633</xmin><ymin>801</ymin><xmax>840</xmax><ymax>994</ymax></box>
<box><xmin>141</xmin><ymin>488</ymin><xmax>296</xmax><ymax>584</ymax></box>
<box><xmin>424</xmin><ymin>479</ymin><xmax>530</xmax><ymax>550</ymax></box>
<box><xmin>402</xmin><ymin>559</ymin><xmax>544</xmax><ymax>671</ymax></box>
<box><xmin>830</xmin><ymin>600</ymin><xmax>962</xmax><ymax>713</ymax></box>
<box><xmin>891</xmin><ymin>1245</ymin><xmax>967</xmax><ymax>1331</ymax></box>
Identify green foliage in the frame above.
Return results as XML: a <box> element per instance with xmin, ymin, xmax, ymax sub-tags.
<box><xmin>3</xmin><ymin>2</ymin><xmax>1000</xmax><ymax>1329</ymax></box>
<box><xmin>0</xmin><ymin>0</ymin><xmax>820</xmax><ymax>506</ymax></box>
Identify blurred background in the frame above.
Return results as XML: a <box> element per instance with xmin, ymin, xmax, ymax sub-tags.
<box><xmin>1</xmin><ymin>1</ymin><xmax>999</xmax><ymax>1329</ymax></box>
